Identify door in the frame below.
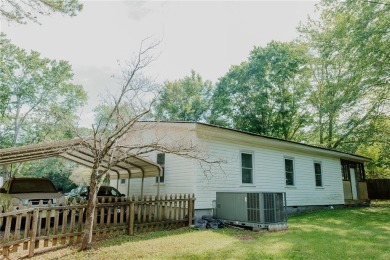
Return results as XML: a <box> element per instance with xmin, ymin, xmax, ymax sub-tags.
<box><xmin>350</xmin><ymin>168</ymin><xmax>358</xmax><ymax>200</ymax></box>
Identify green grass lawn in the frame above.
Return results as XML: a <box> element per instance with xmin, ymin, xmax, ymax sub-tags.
<box><xmin>33</xmin><ymin>201</ymin><xmax>390</xmax><ymax>260</ymax></box>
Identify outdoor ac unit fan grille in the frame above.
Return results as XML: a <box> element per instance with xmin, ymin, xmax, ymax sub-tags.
<box><xmin>264</xmin><ymin>193</ymin><xmax>276</xmax><ymax>223</ymax></box>
<box><xmin>247</xmin><ymin>193</ymin><xmax>260</xmax><ymax>222</ymax></box>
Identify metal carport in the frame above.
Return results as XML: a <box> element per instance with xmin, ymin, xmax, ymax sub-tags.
<box><xmin>0</xmin><ymin>139</ymin><xmax>162</xmax><ymax>198</ymax></box>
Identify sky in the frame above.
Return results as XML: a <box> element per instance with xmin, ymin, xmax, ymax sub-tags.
<box><xmin>1</xmin><ymin>0</ymin><xmax>319</xmax><ymax>126</ymax></box>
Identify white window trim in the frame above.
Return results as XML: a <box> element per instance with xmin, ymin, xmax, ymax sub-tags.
<box><xmin>120</xmin><ymin>179</ymin><xmax>126</xmax><ymax>185</ymax></box>
<box><xmin>314</xmin><ymin>160</ymin><xmax>323</xmax><ymax>187</ymax></box>
<box><xmin>284</xmin><ymin>156</ymin><xmax>295</xmax><ymax>187</ymax></box>
<box><xmin>240</xmin><ymin>150</ymin><xmax>255</xmax><ymax>185</ymax></box>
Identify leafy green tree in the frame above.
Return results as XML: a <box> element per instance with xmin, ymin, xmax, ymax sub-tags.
<box><xmin>0</xmin><ymin>0</ymin><xmax>83</xmax><ymax>24</ymax></box>
<box><xmin>299</xmin><ymin>0</ymin><xmax>390</xmax><ymax>150</ymax></box>
<box><xmin>0</xmin><ymin>34</ymin><xmax>87</xmax><ymax>147</ymax></box>
<box><xmin>154</xmin><ymin>70</ymin><xmax>213</xmax><ymax>121</ymax></box>
<box><xmin>0</xmin><ymin>34</ymin><xmax>87</xmax><ymax>178</ymax></box>
<box><xmin>355</xmin><ymin>116</ymin><xmax>390</xmax><ymax>179</ymax></box>
<box><xmin>21</xmin><ymin>158</ymin><xmax>78</xmax><ymax>192</ymax></box>
<box><xmin>210</xmin><ymin>41</ymin><xmax>310</xmax><ymax>140</ymax></box>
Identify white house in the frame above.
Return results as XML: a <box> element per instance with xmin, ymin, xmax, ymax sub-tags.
<box><xmin>110</xmin><ymin>122</ymin><xmax>370</xmax><ymax>217</ymax></box>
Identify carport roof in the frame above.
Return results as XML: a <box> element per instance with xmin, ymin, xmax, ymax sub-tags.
<box><xmin>0</xmin><ymin>139</ymin><xmax>161</xmax><ymax>179</ymax></box>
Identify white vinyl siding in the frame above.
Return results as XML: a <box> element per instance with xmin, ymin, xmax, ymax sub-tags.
<box><xmin>194</xmin><ymin>137</ymin><xmax>344</xmax><ymax>209</ymax></box>
<box><xmin>111</xmin><ymin>122</ymin><xmax>347</xmax><ymax>211</ymax></box>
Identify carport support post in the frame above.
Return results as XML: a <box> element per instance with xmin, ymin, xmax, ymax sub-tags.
<box><xmin>127</xmin><ymin>171</ymin><xmax>132</xmax><ymax>198</ymax></box>
<box><xmin>140</xmin><ymin>171</ymin><xmax>144</xmax><ymax>199</ymax></box>
<box><xmin>115</xmin><ymin>171</ymin><xmax>120</xmax><ymax>190</ymax></box>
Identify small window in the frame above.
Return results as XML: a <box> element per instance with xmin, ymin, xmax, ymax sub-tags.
<box><xmin>120</xmin><ymin>179</ymin><xmax>126</xmax><ymax>185</ymax></box>
<box><xmin>314</xmin><ymin>162</ymin><xmax>322</xmax><ymax>187</ymax></box>
<box><xmin>285</xmin><ymin>158</ymin><xmax>294</xmax><ymax>186</ymax></box>
<box><xmin>241</xmin><ymin>153</ymin><xmax>253</xmax><ymax>184</ymax></box>
<box><xmin>156</xmin><ymin>153</ymin><xmax>165</xmax><ymax>183</ymax></box>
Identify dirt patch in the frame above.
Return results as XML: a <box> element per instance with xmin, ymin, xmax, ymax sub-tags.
<box><xmin>234</xmin><ymin>234</ymin><xmax>255</xmax><ymax>241</ymax></box>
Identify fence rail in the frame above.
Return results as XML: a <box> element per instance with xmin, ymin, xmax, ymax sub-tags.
<box><xmin>0</xmin><ymin>193</ymin><xmax>195</xmax><ymax>258</ymax></box>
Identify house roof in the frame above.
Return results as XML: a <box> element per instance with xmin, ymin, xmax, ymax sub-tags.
<box><xmin>0</xmin><ymin>139</ymin><xmax>161</xmax><ymax>179</ymax></box>
<box><xmin>150</xmin><ymin>121</ymin><xmax>371</xmax><ymax>163</ymax></box>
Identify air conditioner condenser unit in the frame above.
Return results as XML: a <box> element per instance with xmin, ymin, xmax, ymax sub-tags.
<box><xmin>215</xmin><ymin>192</ymin><xmax>288</xmax><ymax>231</ymax></box>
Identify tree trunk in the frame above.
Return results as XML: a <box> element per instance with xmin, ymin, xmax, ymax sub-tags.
<box><xmin>327</xmin><ymin>113</ymin><xmax>334</xmax><ymax>148</ymax></box>
<box><xmin>80</xmin><ymin>168</ymin><xmax>100</xmax><ymax>250</ymax></box>
<box><xmin>319</xmin><ymin>106</ymin><xmax>324</xmax><ymax>145</ymax></box>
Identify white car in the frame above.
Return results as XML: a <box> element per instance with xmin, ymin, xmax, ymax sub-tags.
<box><xmin>0</xmin><ymin>177</ymin><xmax>67</xmax><ymax>213</ymax></box>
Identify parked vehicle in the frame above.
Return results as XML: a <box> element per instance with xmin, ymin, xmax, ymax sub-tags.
<box><xmin>0</xmin><ymin>177</ymin><xmax>66</xmax><ymax>213</ymax></box>
<box><xmin>66</xmin><ymin>185</ymin><xmax>125</xmax><ymax>204</ymax></box>
<box><xmin>66</xmin><ymin>185</ymin><xmax>126</xmax><ymax>221</ymax></box>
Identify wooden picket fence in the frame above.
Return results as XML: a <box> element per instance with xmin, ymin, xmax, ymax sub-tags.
<box><xmin>0</xmin><ymin>194</ymin><xmax>195</xmax><ymax>258</ymax></box>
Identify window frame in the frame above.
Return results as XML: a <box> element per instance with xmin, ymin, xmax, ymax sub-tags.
<box><xmin>156</xmin><ymin>153</ymin><xmax>165</xmax><ymax>183</ymax></box>
<box><xmin>314</xmin><ymin>161</ymin><xmax>323</xmax><ymax>187</ymax></box>
<box><xmin>241</xmin><ymin>151</ymin><xmax>254</xmax><ymax>184</ymax></box>
<box><xmin>284</xmin><ymin>157</ymin><xmax>295</xmax><ymax>186</ymax></box>
<box><xmin>120</xmin><ymin>178</ymin><xmax>126</xmax><ymax>185</ymax></box>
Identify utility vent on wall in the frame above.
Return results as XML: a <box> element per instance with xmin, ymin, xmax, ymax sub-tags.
<box><xmin>216</xmin><ymin>192</ymin><xmax>287</xmax><ymax>229</ymax></box>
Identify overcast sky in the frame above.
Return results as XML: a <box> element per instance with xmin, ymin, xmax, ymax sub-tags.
<box><xmin>1</xmin><ymin>0</ymin><xmax>319</xmax><ymax>126</ymax></box>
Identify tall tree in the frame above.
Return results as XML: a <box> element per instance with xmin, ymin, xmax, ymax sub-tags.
<box><xmin>154</xmin><ymin>70</ymin><xmax>213</xmax><ymax>122</ymax></box>
<box><xmin>0</xmin><ymin>0</ymin><xmax>82</xmax><ymax>24</ymax></box>
<box><xmin>0</xmin><ymin>34</ymin><xmax>87</xmax><ymax>177</ymax></box>
<box><xmin>299</xmin><ymin>0</ymin><xmax>390</xmax><ymax>150</ymax></box>
<box><xmin>210</xmin><ymin>41</ymin><xmax>310</xmax><ymax>140</ymax></box>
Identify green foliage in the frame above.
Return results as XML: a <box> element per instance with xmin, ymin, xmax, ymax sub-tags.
<box><xmin>0</xmin><ymin>33</ymin><xmax>87</xmax><ymax>149</ymax></box>
<box><xmin>154</xmin><ymin>70</ymin><xmax>213</xmax><ymax>121</ymax></box>
<box><xmin>0</xmin><ymin>0</ymin><xmax>83</xmax><ymax>24</ymax></box>
<box><xmin>299</xmin><ymin>0</ymin><xmax>390</xmax><ymax>150</ymax></box>
<box><xmin>356</xmin><ymin>117</ymin><xmax>390</xmax><ymax>179</ymax></box>
<box><xmin>20</xmin><ymin>158</ymin><xmax>77</xmax><ymax>192</ymax></box>
<box><xmin>210</xmin><ymin>41</ymin><xmax>310</xmax><ymax>140</ymax></box>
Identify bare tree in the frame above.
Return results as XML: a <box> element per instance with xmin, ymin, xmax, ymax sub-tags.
<box><xmin>70</xmin><ymin>38</ymin><xmax>222</xmax><ymax>250</ymax></box>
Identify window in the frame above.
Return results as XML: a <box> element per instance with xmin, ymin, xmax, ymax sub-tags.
<box><xmin>156</xmin><ymin>153</ymin><xmax>165</xmax><ymax>183</ymax></box>
<box><xmin>285</xmin><ymin>158</ymin><xmax>294</xmax><ymax>186</ymax></box>
<box><xmin>314</xmin><ymin>162</ymin><xmax>322</xmax><ymax>187</ymax></box>
<box><xmin>120</xmin><ymin>179</ymin><xmax>126</xmax><ymax>185</ymax></box>
<box><xmin>241</xmin><ymin>153</ymin><xmax>253</xmax><ymax>184</ymax></box>
<box><xmin>341</xmin><ymin>160</ymin><xmax>366</xmax><ymax>182</ymax></box>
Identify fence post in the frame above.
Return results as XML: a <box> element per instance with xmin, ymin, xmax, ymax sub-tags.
<box><xmin>129</xmin><ymin>201</ymin><xmax>135</xmax><ymax>236</ymax></box>
<box><xmin>188</xmin><ymin>194</ymin><xmax>193</xmax><ymax>226</ymax></box>
<box><xmin>28</xmin><ymin>209</ymin><xmax>40</xmax><ymax>257</ymax></box>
